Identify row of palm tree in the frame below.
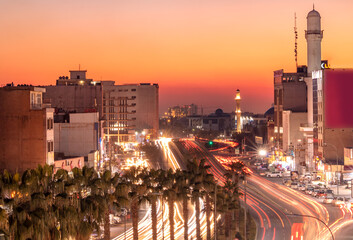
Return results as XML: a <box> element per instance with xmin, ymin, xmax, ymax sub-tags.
<box><xmin>0</xmin><ymin>157</ymin><xmax>247</xmax><ymax>240</ymax></box>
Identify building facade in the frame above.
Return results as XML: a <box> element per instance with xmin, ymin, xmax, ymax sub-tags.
<box><xmin>273</xmin><ymin>67</ymin><xmax>307</xmax><ymax>149</ymax></box>
<box><xmin>0</xmin><ymin>85</ymin><xmax>54</xmax><ymax>172</ymax></box>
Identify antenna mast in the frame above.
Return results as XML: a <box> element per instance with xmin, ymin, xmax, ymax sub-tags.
<box><xmin>294</xmin><ymin>12</ymin><xmax>298</xmax><ymax>68</ymax></box>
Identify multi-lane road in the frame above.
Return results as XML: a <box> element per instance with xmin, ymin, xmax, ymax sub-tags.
<box><xmin>177</xmin><ymin>138</ymin><xmax>353</xmax><ymax>240</ymax></box>
<box><xmin>110</xmin><ymin>138</ymin><xmax>353</xmax><ymax>239</ymax></box>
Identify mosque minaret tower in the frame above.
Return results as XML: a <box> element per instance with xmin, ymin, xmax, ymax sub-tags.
<box><xmin>304</xmin><ymin>6</ymin><xmax>323</xmax><ymax>171</ymax></box>
<box><xmin>305</xmin><ymin>6</ymin><xmax>323</xmax><ymax>74</ymax></box>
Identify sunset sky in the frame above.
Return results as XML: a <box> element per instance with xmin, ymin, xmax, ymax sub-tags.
<box><xmin>1</xmin><ymin>0</ymin><xmax>353</xmax><ymax>114</ymax></box>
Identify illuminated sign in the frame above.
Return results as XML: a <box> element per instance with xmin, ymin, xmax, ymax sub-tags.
<box><xmin>321</xmin><ymin>60</ymin><xmax>330</xmax><ymax>69</ymax></box>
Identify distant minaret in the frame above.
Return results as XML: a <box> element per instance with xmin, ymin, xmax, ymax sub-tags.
<box><xmin>305</xmin><ymin>6</ymin><xmax>323</xmax><ymax>75</ymax></box>
<box><xmin>235</xmin><ymin>89</ymin><xmax>241</xmax><ymax>133</ymax></box>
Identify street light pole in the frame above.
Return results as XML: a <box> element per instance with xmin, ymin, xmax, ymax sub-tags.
<box><xmin>243</xmin><ymin>177</ymin><xmax>247</xmax><ymax>240</ymax></box>
<box><xmin>286</xmin><ymin>214</ymin><xmax>334</xmax><ymax>240</ymax></box>
<box><xmin>214</xmin><ymin>183</ymin><xmax>217</xmax><ymax>240</ymax></box>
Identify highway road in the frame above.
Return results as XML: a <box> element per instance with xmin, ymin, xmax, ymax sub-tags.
<box><xmin>110</xmin><ymin>138</ymin><xmax>209</xmax><ymax>240</ymax></box>
<box><xmin>178</xmin><ymin>138</ymin><xmax>352</xmax><ymax>240</ymax></box>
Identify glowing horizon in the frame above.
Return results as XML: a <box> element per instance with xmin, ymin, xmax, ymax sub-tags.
<box><xmin>1</xmin><ymin>0</ymin><xmax>353</xmax><ymax>114</ymax></box>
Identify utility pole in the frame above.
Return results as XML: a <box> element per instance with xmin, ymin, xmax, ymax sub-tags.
<box><xmin>214</xmin><ymin>183</ymin><xmax>217</xmax><ymax>240</ymax></box>
<box><xmin>243</xmin><ymin>177</ymin><xmax>247</xmax><ymax>240</ymax></box>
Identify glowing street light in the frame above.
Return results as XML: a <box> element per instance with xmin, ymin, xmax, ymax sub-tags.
<box><xmin>258</xmin><ymin>149</ymin><xmax>267</xmax><ymax>157</ymax></box>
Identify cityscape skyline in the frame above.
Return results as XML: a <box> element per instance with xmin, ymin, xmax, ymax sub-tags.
<box><xmin>1</xmin><ymin>0</ymin><xmax>353</xmax><ymax>114</ymax></box>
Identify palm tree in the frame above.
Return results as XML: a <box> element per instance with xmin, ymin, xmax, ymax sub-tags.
<box><xmin>123</xmin><ymin>166</ymin><xmax>148</xmax><ymax>240</ymax></box>
<box><xmin>174</xmin><ymin>169</ymin><xmax>190</xmax><ymax>240</ymax></box>
<box><xmin>163</xmin><ymin>169</ymin><xmax>177</xmax><ymax>240</ymax></box>
<box><xmin>224</xmin><ymin>160</ymin><xmax>247</xmax><ymax>232</ymax></box>
<box><xmin>202</xmin><ymin>173</ymin><xmax>215</xmax><ymax>240</ymax></box>
<box><xmin>141</xmin><ymin>168</ymin><xmax>162</xmax><ymax>240</ymax></box>
<box><xmin>187</xmin><ymin>158</ymin><xmax>211</xmax><ymax>240</ymax></box>
<box><xmin>222</xmin><ymin>179</ymin><xmax>239</xmax><ymax>239</ymax></box>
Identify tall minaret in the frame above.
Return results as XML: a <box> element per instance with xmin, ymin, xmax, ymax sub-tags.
<box><xmin>304</xmin><ymin>6</ymin><xmax>323</xmax><ymax>172</ymax></box>
<box><xmin>305</xmin><ymin>6</ymin><xmax>323</xmax><ymax>75</ymax></box>
<box><xmin>235</xmin><ymin>89</ymin><xmax>241</xmax><ymax>133</ymax></box>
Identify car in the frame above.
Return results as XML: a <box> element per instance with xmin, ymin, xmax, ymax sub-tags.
<box><xmin>305</xmin><ymin>186</ymin><xmax>314</xmax><ymax>195</ymax></box>
<box><xmin>254</xmin><ymin>161</ymin><xmax>262</xmax><ymax>166</ymax></box>
<box><xmin>325</xmin><ymin>189</ymin><xmax>334</xmax><ymax>195</ymax></box>
<box><xmin>298</xmin><ymin>184</ymin><xmax>306</xmax><ymax>191</ymax></box>
<box><xmin>311</xmin><ymin>188</ymin><xmax>321</xmax><ymax>197</ymax></box>
<box><xmin>290</xmin><ymin>182</ymin><xmax>298</xmax><ymax>189</ymax></box>
<box><xmin>267</xmin><ymin>171</ymin><xmax>283</xmax><ymax>178</ymax></box>
<box><xmin>323</xmin><ymin>195</ymin><xmax>335</xmax><ymax>204</ymax></box>
<box><xmin>316</xmin><ymin>190</ymin><xmax>326</xmax><ymax>198</ymax></box>
<box><xmin>282</xmin><ymin>171</ymin><xmax>291</xmax><ymax>177</ymax></box>
<box><xmin>110</xmin><ymin>214</ymin><xmax>121</xmax><ymax>225</ymax></box>
<box><xmin>332</xmin><ymin>197</ymin><xmax>346</xmax><ymax>206</ymax></box>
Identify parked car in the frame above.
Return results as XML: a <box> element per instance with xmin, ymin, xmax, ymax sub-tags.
<box><xmin>316</xmin><ymin>190</ymin><xmax>326</xmax><ymax>198</ymax></box>
<box><xmin>323</xmin><ymin>195</ymin><xmax>335</xmax><ymax>204</ymax></box>
<box><xmin>311</xmin><ymin>188</ymin><xmax>321</xmax><ymax>197</ymax></box>
<box><xmin>290</xmin><ymin>182</ymin><xmax>298</xmax><ymax>189</ymax></box>
<box><xmin>332</xmin><ymin>197</ymin><xmax>346</xmax><ymax>206</ymax></box>
<box><xmin>267</xmin><ymin>171</ymin><xmax>283</xmax><ymax>178</ymax></box>
<box><xmin>305</xmin><ymin>186</ymin><xmax>314</xmax><ymax>195</ymax></box>
<box><xmin>110</xmin><ymin>214</ymin><xmax>121</xmax><ymax>225</ymax></box>
<box><xmin>282</xmin><ymin>171</ymin><xmax>291</xmax><ymax>177</ymax></box>
<box><xmin>298</xmin><ymin>183</ymin><xmax>306</xmax><ymax>191</ymax></box>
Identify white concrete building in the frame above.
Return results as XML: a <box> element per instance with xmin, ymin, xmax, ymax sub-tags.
<box><xmin>54</xmin><ymin>112</ymin><xmax>99</xmax><ymax>167</ymax></box>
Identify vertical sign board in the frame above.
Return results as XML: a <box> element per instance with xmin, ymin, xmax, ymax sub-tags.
<box><xmin>351</xmin><ymin>179</ymin><xmax>353</xmax><ymax>198</ymax></box>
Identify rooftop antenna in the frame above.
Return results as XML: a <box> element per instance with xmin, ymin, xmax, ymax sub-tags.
<box><xmin>294</xmin><ymin>12</ymin><xmax>298</xmax><ymax>68</ymax></box>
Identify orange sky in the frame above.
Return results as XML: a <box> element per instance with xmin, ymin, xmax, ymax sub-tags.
<box><xmin>1</xmin><ymin>0</ymin><xmax>353</xmax><ymax>114</ymax></box>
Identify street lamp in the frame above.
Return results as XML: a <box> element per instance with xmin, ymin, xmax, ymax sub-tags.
<box><xmin>286</xmin><ymin>213</ymin><xmax>334</xmax><ymax>240</ymax></box>
<box><xmin>323</xmin><ymin>143</ymin><xmax>339</xmax><ymax>196</ymax></box>
<box><xmin>258</xmin><ymin>149</ymin><xmax>267</xmax><ymax>157</ymax></box>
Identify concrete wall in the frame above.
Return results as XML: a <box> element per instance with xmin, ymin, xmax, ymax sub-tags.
<box><xmin>323</xmin><ymin>128</ymin><xmax>353</xmax><ymax>164</ymax></box>
<box><xmin>0</xmin><ymin>87</ymin><xmax>51</xmax><ymax>172</ymax></box>
<box><xmin>54</xmin><ymin>118</ymin><xmax>98</xmax><ymax>157</ymax></box>
<box><xmin>44</xmin><ymin>85</ymin><xmax>103</xmax><ymax>114</ymax></box>
<box><xmin>282</xmin><ymin>82</ymin><xmax>307</xmax><ymax>112</ymax></box>
<box><xmin>282</xmin><ymin>111</ymin><xmax>307</xmax><ymax>152</ymax></box>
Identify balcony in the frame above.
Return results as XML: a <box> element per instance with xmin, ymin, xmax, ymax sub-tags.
<box><xmin>300</xmin><ymin>123</ymin><xmax>314</xmax><ymax>135</ymax></box>
<box><xmin>30</xmin><ymin>103</ymin><xmax>42</xmax><ymax>110</ymax></box>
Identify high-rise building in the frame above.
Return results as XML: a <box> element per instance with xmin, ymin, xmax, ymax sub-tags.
<box><xmin>273</xmin><ymin>67</ymin><xmax>307</xmax><ymax>149</ymax></box>
<box><xmin>44</xmin><ymin>69</ymin><xmax>159</xmax><ymax>148</ymax></box>
<box><xmin>0</xmin><ymin>85</ymin><xmax>54</xmax><ymax>172</ymax></box>
<box><xmin>313</xmin><ymin>69</ymin><xmax>353</xmax><ymax>165</ymax></box>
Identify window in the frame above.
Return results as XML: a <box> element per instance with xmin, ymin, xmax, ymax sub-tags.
<box><xmin>131</xmin><ymin>89</ymin><xmax>136</xmax><ymax>92</ymax></box>
<box><xmin>132</xmin><ymin>103</ymin><xmax>136</xmax><ymax>106</ymax></box>
<box><xmin>47</xmin><ymin>141</ymin><xmax>53</xmax><ymax>152</ymax></box>
<box><xmin>132</xmin><ymin>117</ymin><xmax>136</xmax><ymax>120</ymax></box>
<box><xmin>47</xmin><ymin>118</ymin><xmax>53</xmax><ymax>130</ymax></box>
<box><xmin>30</xmin><ymin>92</ymin><xmax>42</xmax><ymax>109</ymax></box>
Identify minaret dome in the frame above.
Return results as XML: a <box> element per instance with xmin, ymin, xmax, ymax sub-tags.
<box><xmin>307</xmin><ymin>9</ymin><xmax>321</xmax><ymax>32</ymax></box>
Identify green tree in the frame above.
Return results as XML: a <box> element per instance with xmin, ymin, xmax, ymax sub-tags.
<box><xmin>123</xmin><ymin>166</ymin><xmax>148</xmax><ymax>240</ymax></box>
<box><xmin>175</xmin><ymin>169</ymin><xmax>191</xmax><ymax>240</ymax></box>
<box><xmin>187</xmin><ymin>158</ymin><xmax>210</xmax><ymax>240</ymax></box>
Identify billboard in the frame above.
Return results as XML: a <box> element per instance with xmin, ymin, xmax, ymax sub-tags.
<box><xmin>324</xmin><ymin>69</ymin><xmax>353</xmax><ymax>128</ymax></box>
